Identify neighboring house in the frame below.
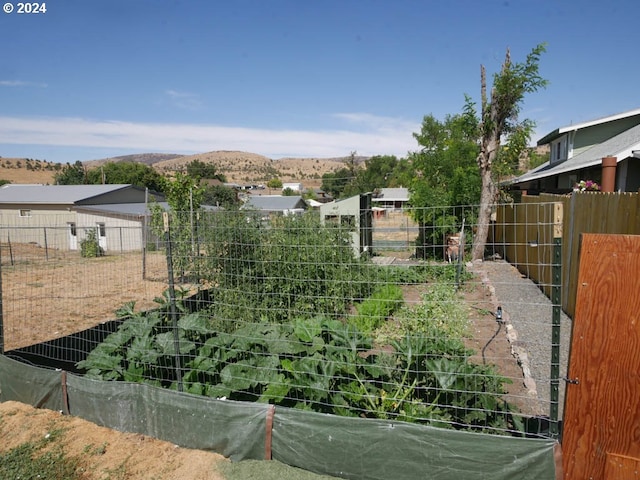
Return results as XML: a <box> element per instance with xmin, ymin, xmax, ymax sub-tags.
<box><xmin>319</xmin><ymin>193</ymin><xmax>373</xmax><ymax>257</ymax></box>
<box><xmin>510</xmin><ymin>107</ymin><xmax>640</xmax><ymax>194</ymax></box>
<box><xmin>242</xmin><ymin>195</ymin><xmax>307</xmax><ymax>217</ymax></box>
<box><xmin>0</xmin><ymin>184</ymin><xmax>164</xmax><ymax>252</ymax></box>
<box><xmin>282</xmin><ymin>182</ymin><xmax>303</xmax><ymax>193</ymax></box>
<box><xmin>371</xmin><ymin>187</ymin><xmax>410</xmax><ymax>211</ymax></box>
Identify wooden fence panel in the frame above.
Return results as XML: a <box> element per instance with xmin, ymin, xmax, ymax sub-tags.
<box><xmin>562</xmin><ymin>233</ymin><xmax>640</xmax><ymax>479</ymax></box>
<box><xmin>495</xmin><ymin>192</ymin><xmax>640</xmax><ymax>317</ymax></box>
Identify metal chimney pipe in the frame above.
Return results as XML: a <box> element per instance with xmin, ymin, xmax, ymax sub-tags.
<box><xmin>601</xmin><ymin>156</ymin><xmax>617</xmax><ymax>192</ymax></box>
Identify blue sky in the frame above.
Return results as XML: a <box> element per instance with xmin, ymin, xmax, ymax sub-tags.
<box><xmin>1</xmin><ymin>0</ymin><xmax>638</xmax><ymax>163</ymax></box>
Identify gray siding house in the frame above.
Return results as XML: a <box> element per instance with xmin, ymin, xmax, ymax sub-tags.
<box><xmin>0</xmin><ymin>184</ymin><xmax>163</xmax><ymax>252</ymax></box>
<box><xmin>371</xmin><ymin>188</ymin><xmax>410</xmax><ymax>211</ymax></box>
<box><xmin>242</xmin><ymin>195</ymin><xmax>307</xmax><ymax>217</ymax></box>
<box><xmin>510</xmin><ymin>108</ymin><xmax>640</xmax><ymax>194</ymax></box>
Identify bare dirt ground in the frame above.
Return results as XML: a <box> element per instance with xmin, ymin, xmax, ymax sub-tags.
<box><xmin>2</xmin><ymin>245</ymin><xmax>172</xmax><ymax>350</ymax></box>
<box><xmin>0</xmin><ymin>401</ymin><xmax>228</xmax><ymax>479</ymax></box>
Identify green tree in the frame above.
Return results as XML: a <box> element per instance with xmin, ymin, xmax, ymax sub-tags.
<box><xmin>321</xmin><ymin>168</ymin><xmax>352</xmax><ymax>198</ymax></box>
<box><xmin>470</xmin><ymin>44</ymin><xmax>547</xmax><ymax>260</ymax></box>
<box><xmin>185</xmin><ymin>159</ymin><xmax>227</xmax><ymax>182</ymax></box>
<box><xmin>54</xmin><ymin>161</ymin><xmax>86</xmax><ymax>185</ymax></box>
<box><xmin>359</xmin><ymin>155</ymin><xmax>399</xmax><ymax>192</ymax></box>
<box><xmin>266</xmin><ymin>178</ymin><xmax>283</xmax><ymax>191</ymax></box>
<box><xmin>85</xmin><ymin>161</ymin><xmax>166</xmax><ymax>192</ymax></box>
<box><xmin>409</xmin><ymin>111</ymin><xmax>480</xmax><ymax>258</ymax></box>
<box><xmin>202</xmin><ymin>184</ymin><xmax>239</xmax><ymax>208</ymax></box>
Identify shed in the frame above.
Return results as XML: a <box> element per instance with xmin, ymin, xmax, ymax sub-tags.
<box><xmin>0</xmin><ymin>184</ymin><xmax>163</xmax><ymax>252</ymax></box>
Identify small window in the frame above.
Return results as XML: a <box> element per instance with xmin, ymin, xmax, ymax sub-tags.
<box><xmin>556</xmin><ymin>142</ymin><xmax>561</xmax><ymax>161</ymax></box>
<box><xmin>19</xmin><ymin>209</ymin><xmax>31</xmax><ymax>217</ymax></box>
<box><xmin>97</xmin><ymin>223</ymin><xmax>106</xmax><ymax>237</ymax></box>
<box><xmin>68</xmin><ymin>223</ymin><xmax>77</xmax><ymax>237</ymax></box>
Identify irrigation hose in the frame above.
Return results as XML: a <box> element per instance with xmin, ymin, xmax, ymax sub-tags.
<box><xmin>482</xmin><ymin>320</ymin><xmax>503</xmax><ymax>365</ymax></box>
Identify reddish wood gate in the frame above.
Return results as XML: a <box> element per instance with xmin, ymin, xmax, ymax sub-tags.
<box><xmin>562</xmin><ymin>234</ymin><xmax>640</xmax><ymax>479</ymax></box>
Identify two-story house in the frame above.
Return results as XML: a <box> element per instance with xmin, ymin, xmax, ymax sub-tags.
<box><xmin>510</xmin><ymin>108</ymin><xmax>640</xmax><ymax>194</ymax></box>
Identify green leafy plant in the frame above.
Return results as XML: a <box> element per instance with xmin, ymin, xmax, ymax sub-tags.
<box><xmin>77</xmin><ymin>214</ymin><xmax>520</xmax><ymax>434</ymax></box>
<box><xmin>353</xmin><ymin>284</ymin><xmax>404</xmax><ymax>333</ymax></box>
<box><xmin>78</xmin><ymin>288</ymin><xmax>519</xmax><ymax>433</ymax></box>
<box><xmin>80</xmin><ymin>228</ymin><xmax>104</xmax><ymax>258</ymax></box>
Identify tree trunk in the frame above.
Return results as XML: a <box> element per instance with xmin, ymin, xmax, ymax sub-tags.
<box><xmin>472</xmin><ymin>165</ymin><xmax>497</xmax><ymax>260</ymax></box>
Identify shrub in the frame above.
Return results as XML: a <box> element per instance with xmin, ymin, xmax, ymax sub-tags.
<box><xmin>80</xmin><ymin>229</ymin><xmax>104</xmax><ymax>258</ymax></box>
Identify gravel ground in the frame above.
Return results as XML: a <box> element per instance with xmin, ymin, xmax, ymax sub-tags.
<box><xmin>470</xmin><ymin>259</ymin><xmax>573</xmax><ymax>421</ymax></box>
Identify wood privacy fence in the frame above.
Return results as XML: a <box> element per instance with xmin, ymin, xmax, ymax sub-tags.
<box><xmin>492</xmin><ymin>192</ymin><xmax>640</xmax><ymax>317</ymax></box>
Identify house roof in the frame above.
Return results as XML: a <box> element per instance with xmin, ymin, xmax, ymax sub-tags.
<box><xmin>0</xmin><ymin>184</ymin><xmax>138</xmax><ymax>204</ymax></box>
<box><xmin>74</xmin><ymin>202</ymin><xmax>168</xmax><ymax>217</ymax></box>
<box><xmin>537</xmin><ymin>107</ymin><xmax>640</xmax><ymax>145</ymax></box>
<box><xmin>243</xmin><ymin>195</ymin><xmax>307</xmax><ymax>211</ymax></box>
<box><xmin>372</xmin><ymin>187</ymin><xmax>409</xmax><ymax>202</ymax></box>
<box><xmin>511</xmin><ymin>123</ymin><xmax>640</xmax><ymax>185</ymax></box>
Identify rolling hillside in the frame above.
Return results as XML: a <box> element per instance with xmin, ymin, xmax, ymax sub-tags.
<box><xmin>0</xmin><ymin>151</ymin><xmax>351</xmax><ymax>188</ymax></box>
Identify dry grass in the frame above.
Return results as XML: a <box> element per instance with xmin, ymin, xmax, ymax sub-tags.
<box><xmin>0</xmin><ymin>158</ymin><xmax>58</xmax><ymax>184</ymax></box>
<box><xmin>153</xmin><ymin>150</ymin><xmax>345</xmax><ymax>188</ymax></box>
<box><xmin>2</xmin><ymin>245</ymin><xmax>172</xmax><ymax>350</ymax></box>
<box><xmin>1</xmin><ymin>150</ymin><xmax>347</xmax><ymax>189</ymax></box>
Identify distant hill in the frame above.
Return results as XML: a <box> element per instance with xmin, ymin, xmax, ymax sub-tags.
<box><xmin>0</xmin><ymin>157</ymin><xmax>59</xmax><ymax>184</ymax></box>
<box><xmin>153</xmin><ymin>150</ymin><xmax>348</xmax><ymax>186</ymax></box>
<box><xmin>0</xmin><ymin>150</ymin><xmax>353</xmax><ymax>187</ymax></box>
<box><xmin>86</xmin><ymin>153</ymin><xmax>185</xmax><ymax>167</ymax></box>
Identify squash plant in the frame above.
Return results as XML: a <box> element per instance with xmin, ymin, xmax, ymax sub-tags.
<box><xmin>78</xmin><ymin>293</ymin><xmax>520</xmax><ymax>433</ymax></box>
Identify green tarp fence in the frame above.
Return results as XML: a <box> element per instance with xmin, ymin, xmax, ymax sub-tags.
<box><xmin>0</xmin><ymin>355</ymin><xmax>558</xmax><ymax>479</ymax></box>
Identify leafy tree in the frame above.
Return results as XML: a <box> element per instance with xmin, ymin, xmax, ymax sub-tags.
<box><xmin>282</xmin><ymin>187</ymin><xmax>296</xmax><ymax>196</ymax></box>
<box><xmin>321</xmin><ymin>151</ymin><xmax>371</xmax><ymax>199</ymax></box>
<box><xmin>321</xmin><ymin>167</ymin><xmax>352</xmax><ymax>198</ymax></box>
<box><xmin>354</xmin><ymin>155</ymin><xmax>399</xmax><ymax>193</ymax></box>
<box><xmin>85</xmin><ymin>161</ymin><xmax>166</xmax><ymax>192</ymax></box>
<box><xmin>470</xmin><ymin>44</ymin><xmax>547</xmax><ymax>260</ymax></box>
<box><xmin>526</xmin><ymin>147</ymin><xmax>549</xmax><ymax>170</ymax></box>
<box><xmin>185</xmin><ymin>159</ymin><xmax>226</xmax><ymax>182</ymax></box>
<box><xmin>54</xmin><ymin>161</ymin><xmax>86</xmax><ymax>185</ymax></box>
<box><xmin>0</xmin><ymin>179</ymin><xmax>10</xmax><ymax>186</ymax></box>
<box><xmin>266</xmin><ymin>178</ymin><xmax>283</xmax><ymax>191</ymax></box>
<box><xmin>202</xmin><ymin>184</ymin><xmax>239</xmax><ymax>208</ymax></box>
<box><xmin>409</xmin><ymin>112</ymin><xmax>480</xmax><ymax>258</ymax></box>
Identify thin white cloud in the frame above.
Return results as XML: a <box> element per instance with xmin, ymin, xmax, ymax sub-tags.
<box><xmin>0</xmin><ymin>114</ymin><xmax>420</xmax><ymax>158</ymax></box>
<box><xmin>164</xmin><ymin>89</ymin><xmax>203</xmax><ymax>110</ymax></box>
<box><xmin>333</xmin><ymin>112</ymin><xmax>418</xmax><ymax>134</ymax></box>
<box><xmin>0</xmin><ymin>80</ymin><xmax>48</xmax><ymax>88</ymax></box>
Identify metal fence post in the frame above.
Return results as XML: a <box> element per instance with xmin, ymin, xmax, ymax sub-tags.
<box><xmin>163</xmin><ymin>212</ymin><xmax>183</xmax><ymax>392</ymax></box>
<box><xmin>549</xmin><ymin>202</ymin><xmax>563</xmax><ymax>438</ymax></box>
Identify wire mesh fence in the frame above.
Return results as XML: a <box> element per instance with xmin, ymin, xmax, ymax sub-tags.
<box><xmin>0</xmin><ymin>203</ymin><xmax>566</xmax><ymax>438</ymax></box>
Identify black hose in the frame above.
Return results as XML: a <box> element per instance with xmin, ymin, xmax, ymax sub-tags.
<box><xmin>482</xmin><ymin>307</ymin><xmax>504</xmax><ymax>365</ymax></box>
